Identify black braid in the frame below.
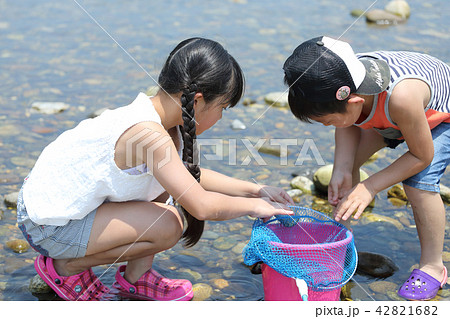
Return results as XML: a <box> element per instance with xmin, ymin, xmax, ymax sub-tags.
<box><xmin>180</xmin><ymin>83</ymin><xmax>204</xmax><ymax>247</ymax></box>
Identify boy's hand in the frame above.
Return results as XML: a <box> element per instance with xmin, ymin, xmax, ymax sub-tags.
<box><xmin>257</xmin><ymin>185</ymin><xmax>295</xmax><ymax>205</ymax></box>
<box><xmin>328</xmin><ymin>170</ymin><xmax>353</xmax><ymax>206</ymax></box>
<box><xmin>334</xmin><ymin>181</ymin><xmax>375</xmax><ymax>221</ymax></box>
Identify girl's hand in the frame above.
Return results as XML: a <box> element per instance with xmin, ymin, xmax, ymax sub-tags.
<box><xmin>249</xmin><ymin>197</ymin><xmax>293</xmax><ymax>219</ymax></box>
<box><xmin>334</xmin><ymin>181</ymin><xmax>375</xmax><ymax>221</ymax></box>
<box><xmin>328</xmin><ymin>169</ymin><xmax>353</xmax><ymax>206</ymax></box>
<box><xmin>257</xmin><ymin>186</ymin><xmax>295</xmax><ymax>205</ymax></box>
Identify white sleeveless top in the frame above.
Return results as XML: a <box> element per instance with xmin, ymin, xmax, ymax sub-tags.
<box><xmin>23</xmin><ymin>93</ymin><xmax>183</xmax><ymax>225</ymax></box>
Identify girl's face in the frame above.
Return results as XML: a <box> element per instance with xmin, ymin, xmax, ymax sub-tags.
<box><xmin>310</xmin><ymin>103</ymin><xmax>362</xmax><ymax>128</ymax></box>
<box><xmin>194</xmin><ymin>99</ymin><xmax>228</xmax><ymax>135</ymax></box>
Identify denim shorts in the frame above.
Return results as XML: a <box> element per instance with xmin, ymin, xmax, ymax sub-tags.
<box><xmin>403</xmin><ymin>122</ymin><xmax>450</xmax><ymax>193</ymax></box>
<box><xmin>16</xmin><ymin>180</ymin><xmax>97</xmax><ymax>259</ymax></box>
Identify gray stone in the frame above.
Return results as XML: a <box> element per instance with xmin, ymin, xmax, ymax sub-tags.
<box><xmin>290</xmin><ymin>176</ymin><xmax>315</xmax><ymax>194</ymax></box>
<box><xmin>313</xmin><ymin>164</ymin><xmax>368</xmax><ymax>194</ymax></box>
<box><xmin>384</xmin><ymin>0</ymin><xmax>411</xmax><ymax>19</ymax></box>
<box><xmin>365</xmin><ymin>9</ymin><xmax>405</xmax><ymax>24</ymax></box>
<box><xmin>263</xmin><ymin>91</ymin><xmax>289</xmax><ymax>108</ymax></box>
<box><xmin>31</xmin><ymin>101</ymin><xmax>70</xmax><ymax>114</ymax></box>
<box><xmin>29</xmin><ymin>274</ymin><xmax>52</xmax><ymax>294</ymax></box>
<box><xmin>230</xmin><ymin>119</ymin><xmax>246</xmax><ymax>130</ymax></box>
<box><xmin>4</xmin><ymin>191</ymin><xmax>19</xmax><ymax>208</ymax></box>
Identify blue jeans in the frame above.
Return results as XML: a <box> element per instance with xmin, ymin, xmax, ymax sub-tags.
<box><xmin>403</xmin><ymin>122</ymin><xmax>450</xmax><ymax>193</ymax></box>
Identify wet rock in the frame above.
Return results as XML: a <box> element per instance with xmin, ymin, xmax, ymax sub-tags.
<box><xmin>263</xmin><ymin>91</ymin><xmax>289</xmax><ymax>108</ymax></box>
<box><xmin>230</xmin><ymin>119</ymin><xmax>246</xmax><ymax>130</ymax></box>
<box><xmin>440</xmin><ymin>184</ymin><xmax>450</xmax><ymax>204</ymax></box>
<box><xmin>290</xmin><ymin>175</ymin><xmax>315</xmax><ymax>194</ymax></box>
<box><xmin>29</xmin><ymin>274</ymin><xmax>52</xmax><ymax>294</ymax></box>
<box><xmin>443</xmin><ymin>251</ymin><xmax>450</xmax><ymax>262</ymax></box>
<box><xmin>178</xmin><ymin>268</ymin><xmax>202</xmax><ymax>281</ymax></box>
<box><xmin>387</xmin><ymin>184</ymin><xmax>408</xmax><ymax>201</ymax></box>
<box><xmin>313</xmin><ymin>165</ymin><xmax>368</xmax><ymax>194</ymax></box>
<box><xmin>213</xmin><ymin>236</ymin><xmax>238</xmax><ymax>251</ymax></box>
<box><xmin>246</xmin><ymin>103</ymin><xmax>265</xmax><ymax>109</ymax></box>
<box><xmin>287</xmin><ymin>189</ymin><xmax>302</xmax><ymax>202</ymax></box>
<box><xmin>365</xmin><ymin>9</ymin><xmax>405</xmax><ymax>24</ymax></box>
<box><xmin>88</xmin><ymin>107</ymin><xmax>110</xmax><ymax>118</ymax></box>
<box><xmin>350</xmin><ymin>9</ymin><xmax>365</xmax><ymax>18</ymax></box>
<box><xmin>31</xmin><ymin>101</ymin><xmax>70</xmax><ymax>114</ymax></box>
<box><xmin>192</xmin><ymin>283</ymin><xmax>213</xmax><ymax>301</ymax></box>
<box><xmin>368</xmin><ymin>281</ymin><xmax>398</xmax><ymax>294</ymax></box>
<box><xmin>242</xmin><ymin>97</ymin><xmax>256</xmax><ymax>106</ymax></box>
<box><xmin>249</xmin><ymin>262</ymin><xmax>263</xmax><ymax>274</ymax></box>
<box><xmin>6</xmin><ymin>239</ymin><xmax>30</xmax><ymax>253</ymax></box>
<box><xmin>387</xmin><ymin>291</ymin><xmax>404</xmax><ymax>301</ymax></box>
<box><xmin>388</xmin><ymin>197</ymin><xmax>407</xmax><ymax>207</ymax></box>
<box><xmin>257</xmin><ymin>145</ymin><xmax>290</xmax><ymax>157</ymax></box>
<box><xmin>4</xmin><ymin>191</ymin><xmax>19</xmax><ymax>208</ymax></box>
<box><xmin>361</xmin><ymin>213</ymin><xmax>404</xmax><ymax>230</ymax></box>
<box><xmin>356</xmin><ymin>252</ymin><xmax>399</xmax><ymax>278</ymax></box>
<box><xmin>209</xmin><ymin>278</ymin><xmax>229</xmax><ymax>289</ymax></box>
<box><xmin>341</xmin><ymin>281</ymin><xmax>356</xmax><ymax>299</ymax></box>
<box><xmin>385</xmin><ymin>0</ymin><xmax>411</xmax><ymax>19</ymax></box>
<box><xmin>231</xmin><ymin>242</ymin><xmax>247</xmax><ymax>255</ymax></box>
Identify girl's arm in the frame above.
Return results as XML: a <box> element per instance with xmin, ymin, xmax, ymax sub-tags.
<box><xmin>127</xmin><ymin>122</ymin><xmax>292</xmax><ymax>221</ymax></box>
<box><xmin>335</xmin><ymin>79</ymin><xmax>433</xmax><ymax>221</ymax></box>
<box><xmin>199</xmin><ymin>168</ymin><xmax>294</xmax><ymax>204</ymax></box>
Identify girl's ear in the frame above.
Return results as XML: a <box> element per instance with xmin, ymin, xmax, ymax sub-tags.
<box><xmin>194</xmin><ymin>92</ymin><xmax>204</xmax><ymax>105</ymax></box>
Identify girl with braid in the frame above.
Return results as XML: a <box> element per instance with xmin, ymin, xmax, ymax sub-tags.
<box><xmin>17</xmin><ymin>38</ymin><xmax>293</xmax><ymax>301</ymax></box>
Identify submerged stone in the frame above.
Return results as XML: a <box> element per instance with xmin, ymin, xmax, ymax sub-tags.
<box><xmin>356</xmin><ymin>252</ymin><xmax>399</xmax><ymax>278</ymax></box>
<box><xmin>29</xmin><ymin>274</ymin><xmax>52</xmax><ymax>294</ymax></box>
<box><xmin>6</xmin><ymin>239</ymin><xmax>30</xmax><ymax>253</ymax></box>
<box><xmin>313</xmin><ymin>164</ymin><xmax>368</xmax><ymax>194</ymax></box>
<box><xmin>263</xmin><ymin>91</ymin><xmax>289</xmax><ymax>108</ymax></box>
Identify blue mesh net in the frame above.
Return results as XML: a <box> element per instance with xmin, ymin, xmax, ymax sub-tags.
<box><xmin>243</xmin><ymin>206</ymin><xmax>358</xmax><ymax>291</ymax></box>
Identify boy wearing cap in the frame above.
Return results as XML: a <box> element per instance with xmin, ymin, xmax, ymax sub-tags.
<box><xmin>283</xmin><ymin>36</ymin><xmax>450</xmax><ymax>300</ymax></box>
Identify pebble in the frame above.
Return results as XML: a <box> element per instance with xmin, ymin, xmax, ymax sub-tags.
<box><xmin>368</xmin><ymin>281</ymin><xmax>398</xmax><ymax>294</ymax></box>
<box><xmin>4</xmin><ymin>192</ymin><xmax>19</xmax><ymax>208</ymax></box>
<box><xmin>192</xmin><ymin>283</ymin><xmax>213</xmax><ymax>301</ymax></box>
<box><xmin>361</xmin><ymin>213</ymin><xmax>404</xmax><ymax>230</ymax></box>
<box><xmin>263</xmin><ymin>91</ymin><xmax>289</xmax><ymax>108</ymax></box>
<box><xmin>213</xmin><ymin>236</ymin><xmax>238</xmax><ymax>251</ymax></box>
<box><xmin>365</xmin><ymin>9</ymin><xmax>405</xmax><ymax>24</ymax></box>
<box><xmin>387</xmin><ymin>184</ymin><xmax>407</xmax><ymax>201</ymax></box>
<box><xmin>290</xmin><ymin>175</ymin><xmax>315</xmax><ymax>194</ymax></box>
<box><xmin>384</xmin><ymin>0</ymin><xmax>411</xmax><ymax>19</ymax></box>
<box><xmin>209</xmin><ymin>278</ymin><xmax>229</xmax><ymax>289</ymax></box>
<box><xmin>6</xmin><ymin>239</ymin><xmax>30</xmax><ymax>253</ymax></box>
<box><xmin>230</xmin><ymin>119</ymin><xmax>246</xmax><ymax>130</ymax></box>
<box><xmin>313</xmin><ymin>165</ymin><xmax>368</xmax><ymax>194</ymax></box>
<box><xmin>31</xmin><ymin>101</ymin><xmax>70</xmax><ymax>114</ymax></box>
<box><xmin>29</xmin><ymin>274</ymin><xmax>52</xmax><ymax>294</ymax></box>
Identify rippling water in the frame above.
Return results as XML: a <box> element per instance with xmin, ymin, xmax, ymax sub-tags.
<box><xmin>0</xmin><ymin>0</ymin><xmax>449</xmax><ymax>301</ymax></box>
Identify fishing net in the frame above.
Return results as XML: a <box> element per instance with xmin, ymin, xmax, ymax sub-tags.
<box><xmin>243</xmin><ymin>206</ymin><xmax>357</xmax><ymax>291</ymax></box>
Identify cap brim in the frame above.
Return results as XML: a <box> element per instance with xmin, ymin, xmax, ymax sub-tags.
<box><xmin>356</xmin><ymin>58</ymin><xmax>391</xmax><ymax>95</ymax></box>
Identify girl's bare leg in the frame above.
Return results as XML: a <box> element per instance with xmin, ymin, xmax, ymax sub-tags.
<box><xmin>53</xmin><ymin>201</ymin><xmax>184</xmax><ymax>282</ymax></box>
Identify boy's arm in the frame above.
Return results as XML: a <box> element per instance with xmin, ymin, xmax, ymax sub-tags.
<box><xmin>335</xmin><ymin>79</ymin><xmax>433</xmax><ymax>221</ymax></box>
<box><xmin>329</xmin><ymin>126</ymin><xmax>360</xmax><ymax>205</ymax></box>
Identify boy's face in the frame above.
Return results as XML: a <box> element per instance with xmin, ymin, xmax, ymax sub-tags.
<box><xmin>309</xmin><ymin>103</ymin><xmax>362</xmax><ymax>128</ymax></box>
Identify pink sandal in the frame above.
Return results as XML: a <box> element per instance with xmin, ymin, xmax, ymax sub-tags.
<box><xmin>34</xmin><ymin>254</ymin><xmax>112</xmax><ymax>301</ymax></box>
<box><xmin>112</xmin><ymin>265</ymin><xmax>193</xmax><ymax>301</ymax></box>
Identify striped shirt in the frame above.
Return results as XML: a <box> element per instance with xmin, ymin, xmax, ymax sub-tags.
<box><xmin>354</xmin><ymin>51</ymin><xmax>450</xmax><ymax>139</ymax></box>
